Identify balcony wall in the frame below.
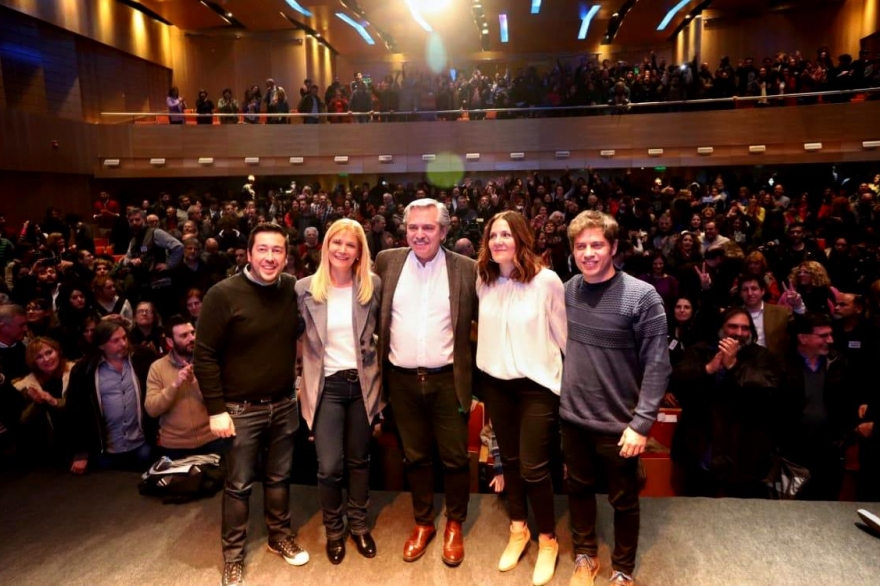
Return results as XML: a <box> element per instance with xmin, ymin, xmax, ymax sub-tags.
<box><xmin>3</xmin><ymin>102</ymin><xmax>880</xmax><ymax>181</ymax></box>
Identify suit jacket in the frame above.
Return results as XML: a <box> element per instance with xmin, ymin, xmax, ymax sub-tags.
<box><xmin>295</xmin><ymin>274</ymin><xmax>384</xmax><ymax>429</ymax></box>
<box><xmin>375</xmin><ymin>247</ymin><xmax>477</xmax><ymax>411</ymax></box>
<box><xmin>762</xmin><ymin>303</ymin><xmax>792</xmax><ymax>356</ymax></box>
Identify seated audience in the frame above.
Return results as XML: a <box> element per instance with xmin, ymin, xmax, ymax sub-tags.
<box><xmin>145</xmin><ymin>316</ymin><xmax>222</xmax><ymax>459</ymax></box>
<box><xmin>67</xmin><ymin>320</ymin><xmax>157</xmax><ymax>474</ymax></box>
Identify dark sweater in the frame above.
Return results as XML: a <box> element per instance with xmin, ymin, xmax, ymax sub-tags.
<box><xmin>560</xmin><ymin>271</ymin><xmax>671</xmax><ymax>436</ymax></box>
<box><xmin>194</xmin><ymin>271</ymin><xmax>298</xmax><ymax>416</ymax></box>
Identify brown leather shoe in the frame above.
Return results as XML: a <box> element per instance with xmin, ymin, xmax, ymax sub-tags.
<box><xmin>441</xmin><ymin>520</ymin><xmax>465</xmax><ymax>566</ymax></box>
<box><xmin>403</xmin><ymin>524</ymin><xmax>436</xmax><ymax>562</ymax></box>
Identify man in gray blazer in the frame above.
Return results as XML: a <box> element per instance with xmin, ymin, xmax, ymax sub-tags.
<box><xmin>375</xmin><ymin>198</ymin><xmax>477</xmax><ymax>567</ymax></box>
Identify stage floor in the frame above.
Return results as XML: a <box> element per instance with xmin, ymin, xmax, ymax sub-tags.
<box><xmin>2</xmin><ymin>470</ymin><xmax>879</xmax><ymax>586</ymax></box>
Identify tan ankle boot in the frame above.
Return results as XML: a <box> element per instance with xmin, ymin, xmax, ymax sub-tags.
<box><xmin>532</xmin><ymin>535</ymin><xmax>558</xmax><ymax>586</ymax></box>
<box><xmin>498</xmin><ymin>525</ymin><xmax>530</xmax><ymax>572</ymax></box>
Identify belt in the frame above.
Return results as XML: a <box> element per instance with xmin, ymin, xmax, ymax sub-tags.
<box><xmin>327</xmin><ymin>369</ymin><xmax>360</xmax><ymax>382</ymax></box>
<box><xmin>390</xmin><ymin>364</ymin><xmax>454</xmax><ymax>376</ymax></box>
<box><xmin>228</xmin><ymin>394</ymin><xmax>290</xmax><ymax>406</ymax></box>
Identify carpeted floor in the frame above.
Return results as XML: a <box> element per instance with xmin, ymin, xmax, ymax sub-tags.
<box><xmin>1</xmin><ymin>470</ymin><xmax>879</xmax><ymax>586</ymax></box>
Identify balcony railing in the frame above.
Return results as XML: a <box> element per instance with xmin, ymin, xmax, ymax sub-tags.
<box><xmin>100</xmin><ymin>87</ymin><xmax>880</xmax><ymax>125</ymax></box>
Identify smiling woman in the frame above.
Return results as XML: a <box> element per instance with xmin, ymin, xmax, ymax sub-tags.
<box><xmin>295</xmin><ymin>218</ymin><xmax>383</xmax><ymax>564</ymax></box>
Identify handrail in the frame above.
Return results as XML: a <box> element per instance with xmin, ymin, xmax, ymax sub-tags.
<box><xmin>100</xmin><ymin>87</ymin><xmax>880</xmax><ymax>122</ymax></box>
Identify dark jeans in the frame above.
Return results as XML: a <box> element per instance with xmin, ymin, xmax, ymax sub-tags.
<box><xmin>313</xmin><ymin>376</ymin><xmax>372</xmax><ymax>539</ymax></box>
<box><xmin>388</xmin><ymin>368</ymin><xmax>469</xmax><ymax>525</ymax></box>
<box><xmin>222</xmin><ymin>396</ymin><xmax>298</xmax><ymax>563</ymax></box>
<box><xmin>160</xmin><ymin>437</ymin><xmax>227</xmax><ymax>461</ymax></box>
<box><xmin>94</xmin><ymin>441</ymin><xmax>153</xmax><ymax>472</ymax></box>
<box><xmin>561</xmin><ymin>421</ymin><xmax>640</xmax><ymax>576</ymax></box>
<box><xmin>481</xmin><ymin>374</ymin><xmax>559</xmax><ymax>535</ymax></box>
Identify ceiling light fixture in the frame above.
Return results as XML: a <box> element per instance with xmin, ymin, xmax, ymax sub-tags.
<box><xmin>404</xmin><ymin>0</ymin><xmax>433</xmax><ymax>33</ymax></box>
<box><xmin>284</xmin><ymin>0</ymin><xmax>313</xmax><ymax>18</ymax></box>
<box><xmin>336</xmin><ymin>13</ymin><xmax>375</xmax><ymax>45</ymax></box>
<box><xmin>578</xmin><ymin>5</ymin><xmax>600</xmax><ymax>40</ymax></box>
<box><xmin>658</xmin><ymin>0</ymin><xmax>690</xmax><ymax>31</ymax></box>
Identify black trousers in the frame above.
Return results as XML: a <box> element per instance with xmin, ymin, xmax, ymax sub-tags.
<box><xmin>312</xmin><ymin>376</ymin><xmax>372</xmax><ymax>539</ymax></box>
<box><xmin>387</xmin><ymin>368</ymin><xmax>470</xmax><ymax>525</ymax></box>
<box><xmin>221</xmin><ymin>396</ymin><xmax>297</xmax><ymax>563</ymax></box>
<box><xmin>561</xmin><ymin>421</ymin><xmax>641</xmax><ymax>576</ymax></box>
<box><xmin>480</xmin><ymin>373</ymin><xmax>559</xmax><ymax>535</ymax></box>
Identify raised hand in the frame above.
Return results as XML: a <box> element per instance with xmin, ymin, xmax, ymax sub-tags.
<box><xmin>695</xmin><ymin>262</ymin><xmax>712</xmax><ymax>290</ymax></box>
<box><xmin>782</xmin><ymin>278</ymin><xmax>803</xmax><ymax>307</ymax></box>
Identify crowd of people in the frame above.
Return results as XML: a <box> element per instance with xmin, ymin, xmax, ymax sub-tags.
<box><xmin>163</xmin><ymin>47</ymin><xmax>880</xmax><ymax>125</ymax></box>
<box><xmin>1</xmin><ymin>162</ymin><xmax>880</xmax><ymax>586</ymax></box>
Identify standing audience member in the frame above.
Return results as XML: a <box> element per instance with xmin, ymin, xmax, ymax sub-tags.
<box><xmin>167</xmin><ymin>87</ymin><xmax>186</xmax><ymax>124</ymax></box>
<box><xmin>782</xmin><ymin>313</ymin><xmax>851</xmax><ymax>501</ymax></box>
<box><xmin>476</xmin><ymin>211</ymin><xmax>567</xmax><ymax>585</ymax></box>
<box><xmin>129</xmin><ymin>301</ymin><xmax>166</xmax><ymax>356</ymax></box>
<box><xmin>195</xmin><ymin>223</ymin><xmax>308</xmax><ymax>586</ymax></box>
<box><xmin>296</xmin><ymin>219</ymin><xmax>383</xmax><ymax>564</ymax></box>
<box><xmin>375</xmin><ymin>199</ymin><xmax>477</xmax><ymax>567</ymax></box>
<box><xmin>671</xmin><ymin>308</ymin><xmax>783</xmax><ymax>497</ymax></box>
<box><xmin>739</xmin><ymin>276</ymin><xmax>792</xmax><ymax>357</ymax></box>
<box><xmin>561</xmin><ymin>211</ymin><xmax>671</xmax><ymax>586</ymax></box>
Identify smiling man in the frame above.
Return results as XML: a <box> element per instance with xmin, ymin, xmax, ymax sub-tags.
<box><xmin>561</xmin><ymin>211</ymin><xmax>671</xmax><ymax>586</ymax></box>
<box><xmin>374</xmin><ymin>198</ymin><xmax>477</xmax><ymax>567</ymax></box>
<box><xmin>194</xmin><ymin>223</ymin><xmax>308</xmax><ymax>586</ymax></box>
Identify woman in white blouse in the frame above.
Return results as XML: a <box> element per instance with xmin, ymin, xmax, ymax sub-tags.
<box><xmin>476</xmin><ymin>211</ymin><xmax>567</xmax><ymax>586</ymax></box>
<box><xmin>295</xmin><ymin>219</ymin><xmax>383</xmax><ymax>565</ymax></box>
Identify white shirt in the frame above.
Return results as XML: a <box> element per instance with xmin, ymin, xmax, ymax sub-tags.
<box><xmin>389</xmin><ymin>250</ymin><xmax>454</xmax><ymax>369</ymax></box>
<box><xmin>324</xmin><ymin>284</ymin><xmax>358</xmax><ymax>376</ymax></box>
<box><xmin>476</xmin><ymin>268</ymin><xmax>567</xmax><ymax>394</ymax></box>
<box><xmin>748</xmin><ymin>302</ymin><xmax>766</xmax><ymax>347</ymax></box>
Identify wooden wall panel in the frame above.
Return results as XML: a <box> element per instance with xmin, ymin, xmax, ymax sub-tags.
<box><xmin>74</xmin><ymin>38</ymin><xmax>170</xmax><ymax>123</ymax></box>
<box><xmin>0</xmin><ymin>10</ymin><xmax>47</xmax><ymax>116</ymax></box>
<box><xmin>0</xmin><ymin>170</ymin><xmax>94</xmax><ymax>228</ymax></box>
<box><xmin>0</xmin><ymin>6</ymin><xmax>170</xmax><ymax>123</ymax></box>
<box><xmin>0</xmin><ymin>0</ymin><xmax>173</xmax><ymax>68</ymax></box>
<box><xmin>0</xmin><ymin>110</ymin><xmax>94</xmax><ymax>174</ymax></box>
<box><xmin>40</xmin><ymin>26</ymin><xmax>82</xmax><ymax>121</ymax></box>
<box><xmin>169</xmin><ymin>30</ymin><xmax>308</xmax><ymax>116</ymax></box>
<box><xmin>681</xmin><ymin>0</ymin><xmax>880</xmax><ymax>69</ymax></box>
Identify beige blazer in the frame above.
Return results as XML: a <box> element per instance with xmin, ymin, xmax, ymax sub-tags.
<box><xmin>763</xmin><ymin>303</ymin><xmax>792</xmax><ymax>357</ymax></box>
<box><xmin>375</xmin><ymin>247</ymin><xmax>477</xmax><ymax>411</ymax></box>
<box><xmin>295</xmin><ymin>273</ymin><xmax>384</xmax><ymax>429</ymax></box>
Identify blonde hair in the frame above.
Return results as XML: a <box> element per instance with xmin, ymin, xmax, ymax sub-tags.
<box><xmin>790</xmin><ymin>260</ymin><xmax>831</xmax><ymax>288</ymax></box>
<box><xmin>309</xmin><ymin>219</ymin><xmax>374</xmax><ymax>305</ymax></box>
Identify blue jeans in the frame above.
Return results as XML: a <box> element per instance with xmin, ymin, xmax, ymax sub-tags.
<box><xmin>312</xmin><ymin>375</ymin><xmax>372</xmax><ymax>539</ymax></box>
<box><xmin>94</xmin><ymin>441</ymin><xmax>153</xmax><ymax>472</ymax></box>
<box><xmin>221</xmin><ymin>396</ymin><xmax>298</xmax><ymax>563</ymax></box>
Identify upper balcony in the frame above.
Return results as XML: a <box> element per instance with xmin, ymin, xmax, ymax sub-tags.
<box><xmin>4</xmin><ymin>91</ymin><xmax>880</xmax><ymax>178</ymax></box>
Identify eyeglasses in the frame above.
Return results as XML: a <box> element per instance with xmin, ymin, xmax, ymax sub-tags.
<box><xmin>136</xmin><ymin>309</ymin><xmax>154</xmax><ymax>315</ymax></box>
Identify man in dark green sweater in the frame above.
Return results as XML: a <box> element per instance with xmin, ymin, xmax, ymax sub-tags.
<box><xmin>561</xmin><ymin>211</ymin><xmax>671</xmax><ymax>586</ymax></box>
<box><xmin>194</xmin><ymin>223</ymin><xmax>308</xmax><ymax>586</ymax></box>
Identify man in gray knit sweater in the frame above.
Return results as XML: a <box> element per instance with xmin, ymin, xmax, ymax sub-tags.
<box><xmin>561</xmin><ymin>211</ymin><xmax>671</xmax><ymax>586</ymax></box>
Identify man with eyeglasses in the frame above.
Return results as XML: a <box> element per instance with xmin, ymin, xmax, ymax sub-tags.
<box><xmin>780</xmin><ymin>312</ymin><xmax>853</xmax><ymax>500</ymax></box>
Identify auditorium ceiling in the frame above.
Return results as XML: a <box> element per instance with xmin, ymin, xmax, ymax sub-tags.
<box><xmin>135</xmin><ymin>0</ymin><xmax>825</xmax><ymax>59</ymax></box>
